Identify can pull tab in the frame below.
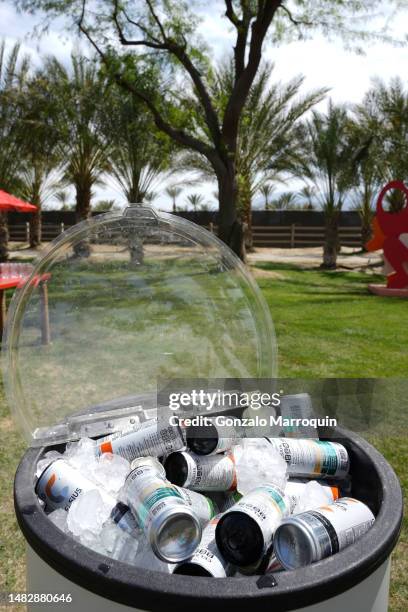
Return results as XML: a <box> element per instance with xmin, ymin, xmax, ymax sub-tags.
<box><xmin>123</xmin><ymin>205</ymin><xmax>159</xmax><ymax>226</ymax></box>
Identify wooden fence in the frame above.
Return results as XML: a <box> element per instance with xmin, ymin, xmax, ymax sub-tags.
<box><xmin>207</xmin><ymin>223</ymin><xmax>362</xmax><ymax>248</ymax></box>
<box><xmin>9</xmin><ymin>222</ymin><xmax>363</xmax><ymax>248</ymax></box>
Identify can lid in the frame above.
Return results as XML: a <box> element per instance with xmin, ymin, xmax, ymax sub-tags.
<box><xmin>274</xmin><ymin>519</ymin><xmax>317</xmax><ymax>569</ymax></box>
<box><xmin>129</xmin><ymin>456</ymin><xmax>165</xmax><ymax>477</ymax></box>
<box><xmin>150</xmin><ymin>506</ymin><xmax>202</xmax><ymax>563</ymax></box>
<box><xmin>1</xmin><ymin>206</ymin><xmax>276</xmax><ymax>447</ymax></box>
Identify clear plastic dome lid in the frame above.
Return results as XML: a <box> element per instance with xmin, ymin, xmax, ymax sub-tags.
<box><xmin>2</xmin><ymin>206</ymin><xmax>276</xmax><ymax>446</ymax></box>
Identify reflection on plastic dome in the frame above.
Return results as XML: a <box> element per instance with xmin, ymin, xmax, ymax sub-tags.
<box><xmin>3</xmin><ymin>207</ymin><xmax>276</xmax><ymax>445</ymax></box>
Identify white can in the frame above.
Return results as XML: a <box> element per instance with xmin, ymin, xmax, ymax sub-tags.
<box><xmin>174</xmin><ymin>515</ymin><xmax>233</xmax><ymax>577</ymax></box>
<box><xmin>266</xmin><ymin>438</ymin><xmax>349</xmax><ymax>479</ymax></box>
<box><xmin>36</xmin><ymin>458</ymin><xmax>114</xmax><ymax>512</ymax></box>
<box><xmin>164</xmin><ymin>450</ymin><xmax>237</xmax><ymax>491</ymax></box>
<box><xmin>274</xmin><ymin>497</ymin><xmax>375</xmax><ymax>569</ymax></box>
<box><xmin>215</xmin><ymin>484</ymin><xmax>290</xmax><ymax>567</ymax></box>
<box><xmin>36</xmin><ymin>458</ymin><xmax>139</xmax><ymax>537</ymax></box>
<box><xmin>97</xmin><ymin>420</ymin><xmax>185</xmax><ymax>462</ymax></box>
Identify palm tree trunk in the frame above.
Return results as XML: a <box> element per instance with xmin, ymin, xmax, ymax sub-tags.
<box><xmin>217</xmin><ymin>165</ymin><xmax>245</xmax><ymax>262</ymax></box>
<box><xmin>361</xmin><ymin>218</ymin><xmax>372</xmax><ymax>251</ymax></box>
<box><xmin>0</xmin><ymin>212</ymin><xmax>9</xmax><ymax>262</ymax></box>
<box><xmin>29</xmin><ymin>209</ymin><xmax>42</xmax><ymax>248</ymax></box>
<box><xmin>321</xmin><ymin>213</ymin><xmax>340</xmax><ymax>269</ymax></box>
<box><xmin>238</xmin><ymin>175</ymin><xmax>254</xmax><ymax>252</ymax></box>
<box><xmin>74</xmin><ymin>182</ymin><xmax>92</xmax><ymax>257</ymax></box>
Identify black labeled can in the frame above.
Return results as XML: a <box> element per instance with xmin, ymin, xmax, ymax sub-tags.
<box><xmin>215</xmin><ymin>484</ymin><xmax>290</xmax><ymax>567</ymax></box>
<box><xmin>164</xmin><ymin>450</ymin><xmax>237</xmax><ymax>491</ymax></box>
<box><xmin>186</xmin><ymin>423</ymin><xmax>237</xmax><ymax>456</ymax></box>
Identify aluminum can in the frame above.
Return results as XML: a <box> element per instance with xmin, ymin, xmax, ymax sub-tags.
<box><xmin>215</xmin><ymin>484</ymin><xmax>290</xmax><ymax>567</ymax></box>
<box><xmin>164</xmin><ymin>450</ymin><xmax>237</xmax><ymax>491</ymax></box>
<box><xmin>124</xmin><ymin>457</ymin><xmax>201</xmax><ymax>562</ymax></box>
<box><xmin>97</xmin><ymin>420</ymin><xmax>185</xmax><ymax>462</ymax></box>
<box><xmin>186</xmin><ymin>422</ymin><xmax>237</xmax><ymax>455</ymax></box>
<box><xmin>285</xmin><ymin>479</ymin><xmax>340</xmax><ymax>513</ymax></box>
<box><xmin>110</xmin><ymin>501</ymin><xmax>140</xmax><ymax>537</ymax></box>
<box><xmin>279</xmin><ymin>393</ymin><xmax>318</xmax><ymax>439</ymax></box>
<box><xmin>266</xmin><ymin>438</ymin><xmax>349</xmax><ymax>479</ymax></box>
<box><xmin>35</xmin><ymin>458</ymin><xmax>113</xmax><ymax>512</ymax></box>
<box><xmin>274</xmin><ymin>497</ymin><xmax>375</xmax><ymax>569</ymax></box>
<box><xmin>173</xmin><ymin>485</ymin><xmax>217</xmax><ymax>526</ymax></box>
<box><xmin>36</xmin><ymin>458</ymin><xmax>140</xmax><ymax>538</ymax></box>
<box><xmin>173</xmin><ymin>515</ymin><xmax>233</xmax><ymax>577</ymax></box>
<box><xmin>210</xmin><ymin>491</ymin><xmax>242</xmax><ymax>513</ymax></box>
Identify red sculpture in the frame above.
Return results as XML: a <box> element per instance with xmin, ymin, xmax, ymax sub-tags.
<box><xmin>366</xmin><ymin>180</ymin><xmax>408</xmax><ymax>293</ymax></box>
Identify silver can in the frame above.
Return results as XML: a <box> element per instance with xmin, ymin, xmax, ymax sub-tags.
<box><xmin>173</xmin><ymin>485</ymin><xmax>217</xmax><ymax>527</ymax></box>
<box><xmin>215</xmin><ymin>484</ymin><xmax>290</xmax><ymax>567</ymax></box>
<box><xmin>173</xmin><ymin>515</ymin><xmax>233</xmax><ymax>577</ymax></box>
<box><xmin>164</xmin><ymin>450</ymin><xmax>237</xmax><ymax>491</ymax></box>
<box><xmin>274</xmin><ymin>497</ymin><xmax>375</xmax><ymax>569</ymax></box>
<box><xmin>124</xmin><ymin>457</ymin><xmax>202</xmax><ymax>562</ymax></box>
<box><xmin>266</xmin><ymin>438</ymin><xmax>349</xmax><ymax>479</ymax></box>
<box><xmin>97</xmin><ymin>420</ymin><xmax>185</xmax><ymax>462</ymax></box>
<box><xmin>279</xmin><ymin>393</ymin><xmax>318</xmax><ymax>439</ymax></box>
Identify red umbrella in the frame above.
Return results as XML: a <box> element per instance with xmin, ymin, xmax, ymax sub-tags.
<box><xmin>0</xmin><ymin>190</ymin><xmax>37</xmax><ymax>212</ymax></box>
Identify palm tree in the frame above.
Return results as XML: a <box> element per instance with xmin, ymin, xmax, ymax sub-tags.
<box><xmin>102</xmin><ymin>82</ymin><xmax>174</xmax><ymax>205</ymax></box>
<box><xmin>144</xmin><ymin>191</ymin><xmax>157</xmax><ymax>204</ymax></box>
<box><xmin>166</xmin><ymin>185</ymin><xmax>183</xmax><ymax>213</ymax></box>
<box><xmin>181</xmin><ymin>61</ymin><xmax>327</xmax><ymax>254</ymax></box>
<box><xmin>347</xmin><ymin>119</ymin><xmax>382</xmax><ymax>249</ymax></box>
<box><xmin>93</xmin><ymin>199</ymin><xmax>116</xmax><ymax>212</ymax></box>
<box><xmin>186</xmin><ymin>193</ymin><xmax>205</xmax><ymax>211</ymax></box>
<box><xmin>275</xmin><ymin>191</ymin><xmax>299</xmax><ymax>210</ymax></box>
<box><xmin>299</xmin><ymin>185</ymin><xmax>316</xmax><ymax>210</ymax></box>
<box><xmin>0</xmin><ymin>41</ymin><xmax>30</xmax><ymax>260</ymax></box>
<box><xmin>17</xmin><ymin>73</ymin><xmax>62</xmax><ymax>247</ymax></box>
<box><xmin>303</xmin><ymin>101</ymin><xmax>354</xmax><ymax>269</ymax></box>
<box><xmin>44</xmin><ymin>54</ymin><xmax>110</xmax><ymax>255</ymax></box>
<box><xmin>354</xmin><ymin>77</ymin><xmax>408</xmax><ymax>236</ymax></box>
<box><xmin>55</xmin><ymin>190</ymin><xmax>73</xmax><ymax>210</ymax></box>
<box><xmin>259</xmin><ymin>183</ymin><xmax>274</xmax><ymax>210</ymax></box>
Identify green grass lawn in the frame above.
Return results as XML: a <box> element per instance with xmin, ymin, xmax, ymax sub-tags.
<box><xmin>0</xmin><ymin>261</ymin><xmax>406</xmax><ymax>609</ymax></box>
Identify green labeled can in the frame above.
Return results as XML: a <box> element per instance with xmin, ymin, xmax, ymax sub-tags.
<box><xmin>124</xmin><ymin>457</ymin><xmax>201</xmax><ymax>563</ymax></box>
<box><xmin>266</xmin><ymin>438</ymin><xmax>349</xmax><ymax>479</ymax></box>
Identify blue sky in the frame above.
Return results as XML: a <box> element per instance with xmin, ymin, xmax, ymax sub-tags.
<box><xmin>1</xmin><ymin>1</ymin><xmax>408</xmax><ymax>211</ymax></box>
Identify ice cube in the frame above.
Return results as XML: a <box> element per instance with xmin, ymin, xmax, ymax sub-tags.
<box><xmin>67</xmin><ymin>489</ymin><xmax>113</xmax><ymax>540</ymax></box>
<box><xmin>292</xmin><ymin>481</ymin><xmax>333</xmax><ymax>514</ymax></box>
<box><xmin>36</xmin><ymin>451</ymin><xmax>63</xmax><ymax>478</ymax></box>
<box><xmin>64</xmin><ymin>437</ymin><xmax>98</xmax><ymax>473</ymax></box>
<box><xmin>93</xmin><ymin>453</ymin><xmax>130</xmax><ymax>494</ymax></box>
<box><xmin>48</xmin><ymin>508</ymin><xmax>69</xmax><ymax>534</ymax></box>
<box><xmin>234</xmin><ymin>438</ymin><xmax>287</xmax><ymax>495</ymax></box>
